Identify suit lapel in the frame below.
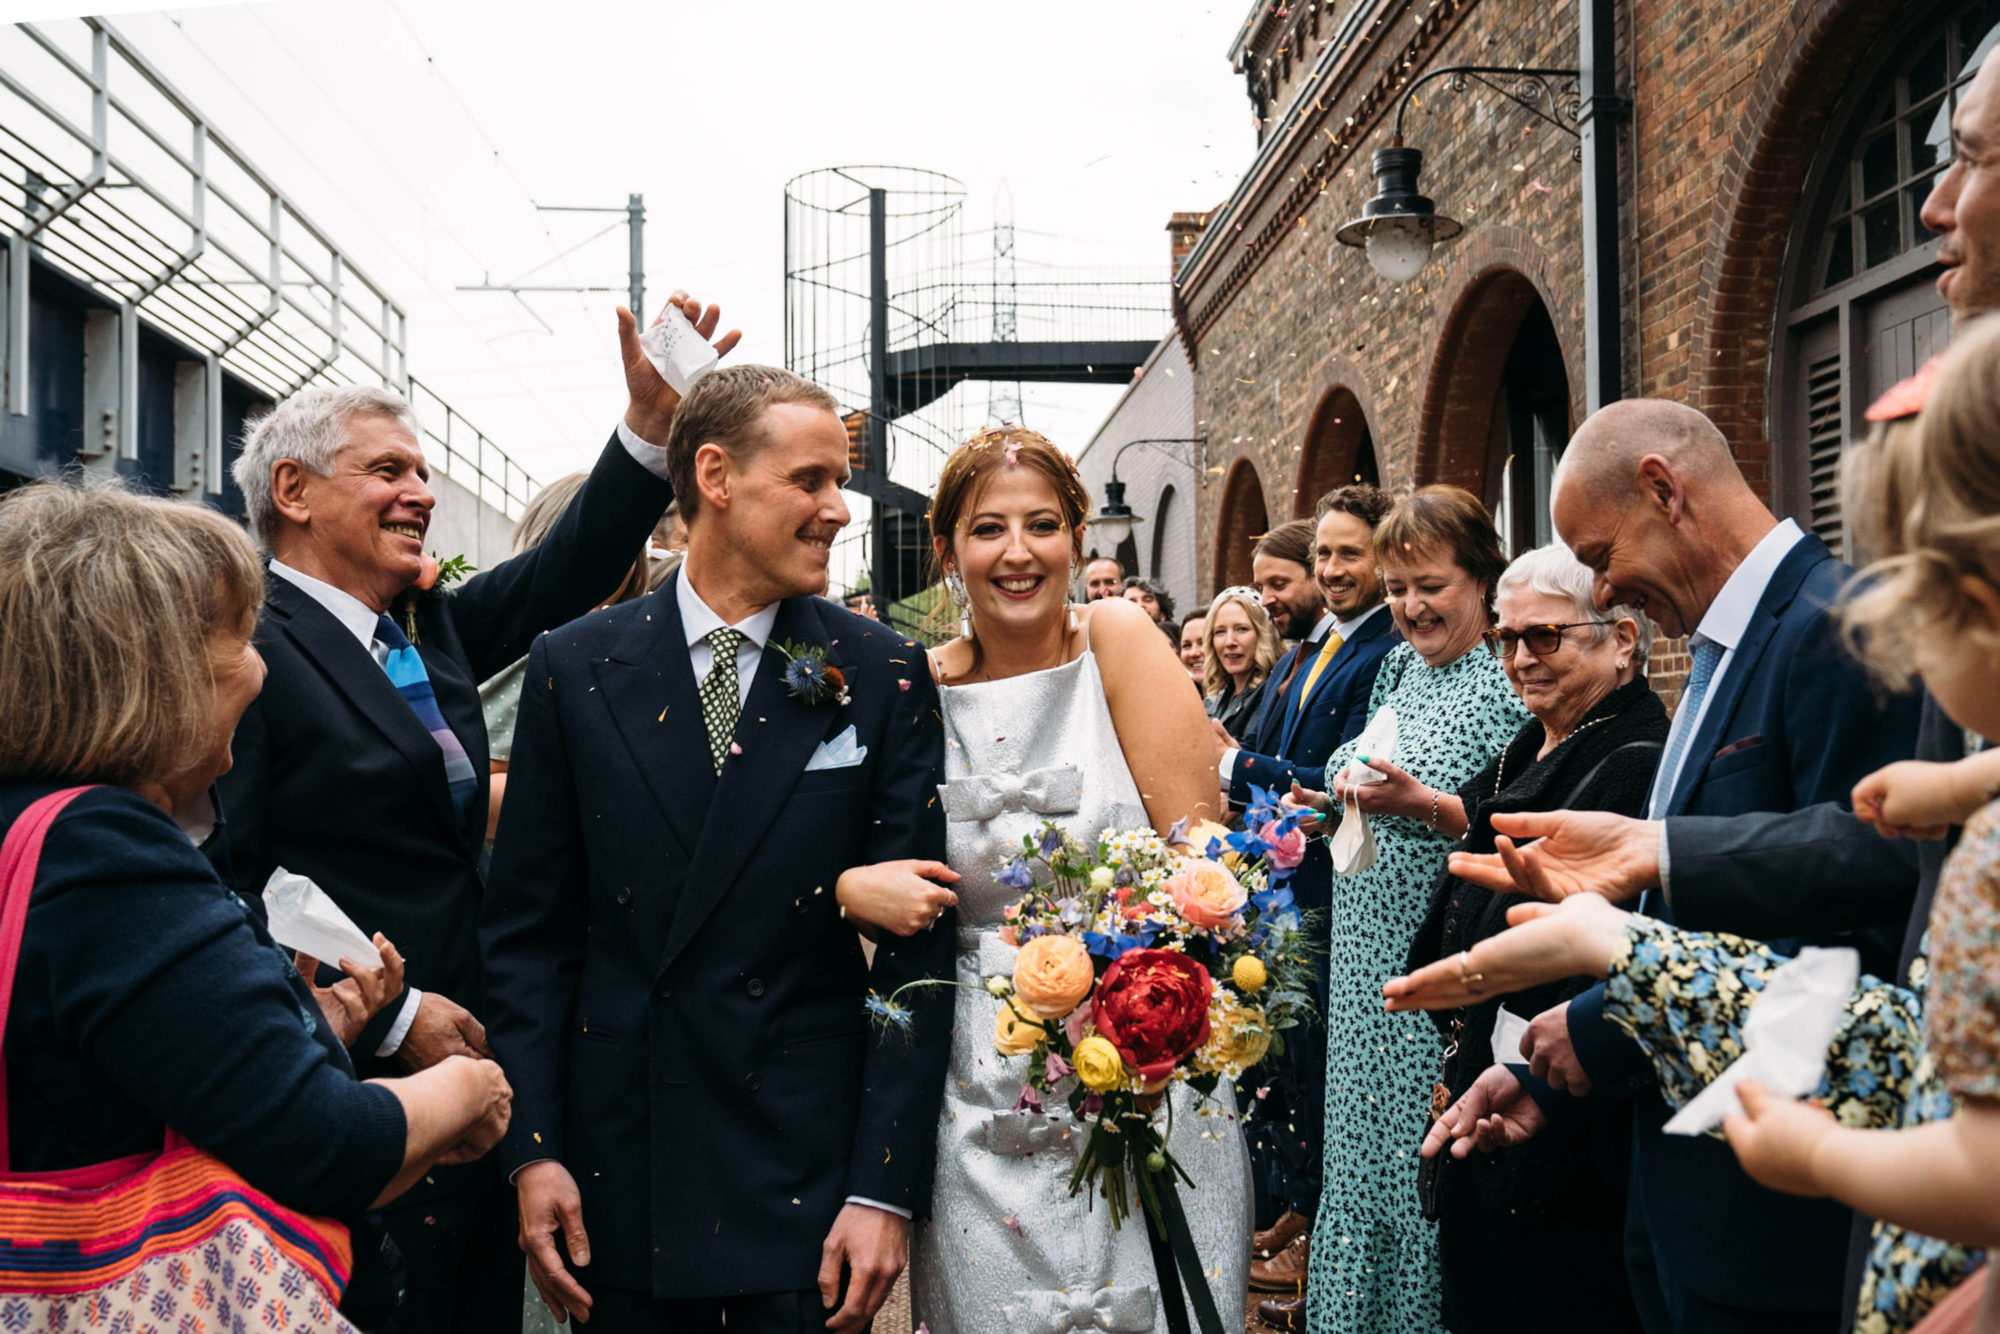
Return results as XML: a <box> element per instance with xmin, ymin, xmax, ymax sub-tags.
<box><xmin>1249</xmin><ymin>642</ymin><xmax>1303</xmax><ymax>750</ymax></box>
<box><xmin>267</xmin><ymin>577</ymin><xmax>460</xmax><ymax>835</ymax></box>
<box><xmin>658</xmin><ymin>595</ymin><xmax>845</xmax><ymax>973</ymax></box>
<box><xmin>1667</xmin><ymin>537</ymin><xmax>1829</xmax><ymax>815</ymax></box>
<box><xmin>591</xmin><ymin>576</ymin><xmax>712</xmax><ymax>857</ymax></box>
<box><xmin>1277</xmin><ymin>608</ymin><xmax>1391</xmax><ymax>754</ymax></box>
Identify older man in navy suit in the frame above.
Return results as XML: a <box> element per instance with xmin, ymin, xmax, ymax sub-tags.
<box><xmin>1212</xmin><ymin>486</ymin><xmax>1400</xmax><ymax>1318</ymax></box>
<box><xmin>481</xmin><ymin>362</ymin><xmax>955</xmax><ymax>1334</ymax></box>
<box><xmin>1514</xmin><ymin>399</ymin><xmax>1921</xmax><ymax>1334</ymax></box>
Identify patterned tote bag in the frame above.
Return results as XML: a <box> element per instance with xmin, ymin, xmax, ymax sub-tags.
<box><xmin>0</xmin><ymin>788</ymin><xmax>358</xmax><ymax>1333</ymax></box>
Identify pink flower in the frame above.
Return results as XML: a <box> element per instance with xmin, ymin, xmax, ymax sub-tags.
<box><xmin>1013</xmin><ymin>1083</ymin><xmax>1043</xmax><ymax>1114</ymax></box>
<box><xmin>1261</xmin><ymin>822</ymin><xmax>1307</xmax><ymax>870</ymax></box>
<box><xmin>1162</xmin><ymin>859</ymin><xmax>1248</xmax><ymax>930</ymax></box>
<box><xmin>1063</xmin><ymin>999</ymin><xmax>1094</xmax><ymax>1048</ymax></box>
<box><xmin>997</xmin><ymin>926</ymin><xmax>1019</xmax><ymax>947</ymax></box>
<box><xmin>1044</xmin><ymin>1051</ymin><xmax>1073</xmax><ymax>1083</ymax></box>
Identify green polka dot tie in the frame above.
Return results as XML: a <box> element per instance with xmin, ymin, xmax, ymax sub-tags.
<box><xmin>698</xmin><ymin>627</ymin><xmax>745</xmax><ymax>772</ymax></box>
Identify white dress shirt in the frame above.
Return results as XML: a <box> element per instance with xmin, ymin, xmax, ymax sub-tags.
<box><xmin>1218</xmin><ymin>604</ymin><xmax>1386</xmax><ymax>787</ymax></box>
<box><xmin>267</xmin><ymin>558</ymin><xmax>424</xmax><ymax>1058</ymax></box>
<box><xmin>676</xmin><ymin>564</ymin><xmax>780</xmax><ymax>705</ymax></box>
<box><xmin>1646</xmin><ymin>519</ymin><xmax>1806</xmax><ymax>821</ymax></box>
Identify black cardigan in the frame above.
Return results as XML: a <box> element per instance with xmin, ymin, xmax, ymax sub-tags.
<box><xmin>0</xmin><ymin>784</ymin><xmax>405</xmax><ymax>1215</ymax></box>
<box><xmin>1404</xmin><ymin>675</ymin><xmax>1667</xmax><ymax>1334</ymax></box>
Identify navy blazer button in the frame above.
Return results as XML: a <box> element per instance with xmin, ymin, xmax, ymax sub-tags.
<box><xmin>747</xmin><ymin>978</ymin><xmax>766</xmax><ymax>997</ymax></box>
<box><xmin>744</xmin><ymin>1073</ymin><xmax>762</xmax><ymax>1092</ymax></box>
<box><xmin>615</xmin><ymin>888</ymin><xmax>632</xmax><ymax>905</ymax></box>
<box><xmin>656</xmin><ymin>981</ymin><xmax>673</xmax><ymax>999</ymax></box>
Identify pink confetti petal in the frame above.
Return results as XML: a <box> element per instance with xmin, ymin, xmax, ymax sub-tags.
<box><xmin>729</xmin><ymin>742</ymin><xmax>743</xmax><ymax>755</ymax></box>
<box><xmin>1002</xmin><ymin>1213</ymin><xmax>1023</xmax><ymax>1236</ymax></box>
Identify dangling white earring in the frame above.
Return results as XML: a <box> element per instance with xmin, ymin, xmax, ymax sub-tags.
<box><xmin>1065</xmin><ymin>563</ymin><xmax>1079</xmax><ymax>632</ymax></box>
<box><xmin>945</xmin><ymin>568</ymin><xmax>973</xmax><ymax>640</ymax></box>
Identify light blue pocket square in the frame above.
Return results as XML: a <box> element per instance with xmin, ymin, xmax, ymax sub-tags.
<box><xmin>805</xmin><ymin>725</ymin><xmax>867</xmax><ymax>772</ymax></box>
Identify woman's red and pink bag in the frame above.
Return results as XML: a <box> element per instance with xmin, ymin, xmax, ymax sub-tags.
<box><xmin>0</xmin><ymin>788</ymin><xmax>358</xmax><ymax>1332</ymax></box>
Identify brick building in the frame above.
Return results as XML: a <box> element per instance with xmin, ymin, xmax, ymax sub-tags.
<box><xmin>1176</xmin><ymin>0</ymin><xmax>1971</xmax><ymax>686</ymax></box>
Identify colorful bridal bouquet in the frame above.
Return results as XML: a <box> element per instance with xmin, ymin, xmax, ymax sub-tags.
<box><xmin>868</xmin><ymin>786</ymin><xmax>1318</xmax><ymax>1233</ymax></box>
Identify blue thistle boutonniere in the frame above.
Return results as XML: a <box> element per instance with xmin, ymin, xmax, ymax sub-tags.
<box><xmin>777</xmin><ymin>639</ymin><xmax>850</xmax><ymax>706</ymax></box>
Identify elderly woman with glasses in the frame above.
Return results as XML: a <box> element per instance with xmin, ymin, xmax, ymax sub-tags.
<box><xmin>1393</xmin><ymin>543</ymin><xmax>1667</xmax><ymax>1334</ymax></box>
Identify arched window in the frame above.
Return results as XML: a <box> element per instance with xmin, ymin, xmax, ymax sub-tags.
<box><xmin>1213</xmin><ymin>460</ymin><xmax>1269</xmax><ymax>592</ymax></box>
<box><xmin>1776</xmin><ymin>2</ymin><xmax>1998</xmax><ymax>557</ymax></box>
<box><xmin>1150</xmin><ymin>484</ymin><xmax>1177</xmax><ymax>578</ymax></box>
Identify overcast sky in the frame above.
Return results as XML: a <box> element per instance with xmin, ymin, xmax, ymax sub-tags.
<box><xmin>47</xmin><ymin>0</ymin><xmax>1256</xmax><ymax>490</ymax></box>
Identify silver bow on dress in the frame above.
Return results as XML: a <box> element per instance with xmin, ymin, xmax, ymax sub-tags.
<box><xmin>937</xmin><ymin>765</ymin><xmax>1084</xmax><ymax>823</ymax></box>
<box><xmin>1001</xmin><ymin>1286</ymin><xmax>1156</xmax><ymax>1334</ymax></box>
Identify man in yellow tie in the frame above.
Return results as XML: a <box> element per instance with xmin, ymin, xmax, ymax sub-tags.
<box><xmin>1213</xmin><ymin>484</ymin><xmax>1401</xmax><ymax>1329</ymax></box>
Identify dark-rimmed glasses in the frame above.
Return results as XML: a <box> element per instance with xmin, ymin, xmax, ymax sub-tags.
<box><xmin>1482</xmin><ymin>622</ymin><xmax>1612</xmax><ymax>660</ymax></box>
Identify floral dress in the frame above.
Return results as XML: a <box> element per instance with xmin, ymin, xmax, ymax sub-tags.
<box><xmin>1306</xmin><ymin>642</ymin><xmax>1528</xmax><ymax>1334</ymax></box>
<box><xmin>1598</xmin><ymin>806</ymin><xmax>2000</xmax><ymax>1334</ymax></box>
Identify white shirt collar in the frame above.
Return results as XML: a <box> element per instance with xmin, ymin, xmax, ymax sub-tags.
<box><xmin>1334</xmin><ymin>602</ymin><xmax>1387</xmax><ymax>641</ymax></box>
<box><xmin>269</xmin><ymin>558</ymin><xmax>382</xmax><ymax>649</ymax></box>
<box><xmin>1305</xmin><ymin>611</ymin><xmax>1338</xmax><ymax>645</ymax></box>
<box><xmin>1689</xmin><ymin>519</ymin><xmax>1806</xmax><ymax>653</ymax></box>
<box><xmin>676</xmin><ymin>565</ymin><xmax>781</xmax><ymax>651</ymax></box>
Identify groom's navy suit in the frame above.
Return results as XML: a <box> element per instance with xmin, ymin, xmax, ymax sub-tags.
<box><xmin>481</xmin><ymin>573</ymin><xmax>955</xmax><ymax>1308</ymax></box>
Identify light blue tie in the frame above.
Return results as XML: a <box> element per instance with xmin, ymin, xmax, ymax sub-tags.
<box><xmin>1652</xmin><ymin>639</ymin><xmax>1724</xmax><ymax>819</ymax></box>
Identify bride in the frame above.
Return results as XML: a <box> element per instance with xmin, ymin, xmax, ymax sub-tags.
<box><xmin>836</xmin><ymin>426</ymin><xmax>1253</xmax><ymax>1334</ymax></box>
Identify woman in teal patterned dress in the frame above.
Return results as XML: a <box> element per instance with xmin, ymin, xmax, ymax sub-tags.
<box><xmin>1287</xmin><ymin>487</ymin><xmax>1528</xmax><ymax>1334</ymax></box>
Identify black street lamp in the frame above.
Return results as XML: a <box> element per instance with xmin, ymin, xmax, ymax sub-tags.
<box><xmin>1335</xmin><ymin>66</ymin><xmax>1580</xmax><ymax>281</ymax></box>
<box><xmin>1085</xmin><ymin>437</ymin><xmax>1206</xmax><ymax>551</ymax></box>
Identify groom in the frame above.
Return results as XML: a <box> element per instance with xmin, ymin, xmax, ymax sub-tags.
<box><xmin>481</xmin><ymin>354</ymin><xmax>956</xmax><ymax>1333</ymax></box>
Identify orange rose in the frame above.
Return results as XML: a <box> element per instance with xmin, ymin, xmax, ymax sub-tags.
<box><xmin>1163</xmin><ymin>859</ymin><xmax>1248</xmax><ymax>931</ymax></box>
<box><xmin>1012</xmin><ymin>934</ymin><xmax>1096</xmax><ymax>1019</ymax></box>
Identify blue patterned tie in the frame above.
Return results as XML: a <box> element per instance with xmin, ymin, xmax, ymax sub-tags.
<box><xmin>1652</xmin><ymin>639</ymin><xmax>1724</xmax><ymax>819</ymax></box>
<box><xmin>375</xmin><ymin>614</ymin><xmax>479</xmax><ymax>824</ymax></box>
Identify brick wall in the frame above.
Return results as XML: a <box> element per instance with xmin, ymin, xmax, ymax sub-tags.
<box><xmin>1178</xmin><ymin>0</ymin><xmax>1915</xmax><ymax>704</ymax></box>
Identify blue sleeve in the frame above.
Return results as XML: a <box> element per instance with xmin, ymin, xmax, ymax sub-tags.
<box><xmin>30</xmin><ymin>791</ymin><xmax>406</xmax><ymax>1217</ymax></box>
<box><xmin>1566</xmin><ymin>981</ymin><xmax>1654</xmax><ymax>1095</ymax></box>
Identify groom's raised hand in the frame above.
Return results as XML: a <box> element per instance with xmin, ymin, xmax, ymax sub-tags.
<box><xmin>517</xmin><ymin>1160</ymin><xmax>593</xmax><ymax>1324</ymax></box>
<box><xmin>818</xmin><ymin>1202</ymin><xmax>907</xmax><ymax>1332</ymax></box>
<box><xmin>618</xmin><ymin>292</ymin><xmax>743</xmax><ymax>446</ymax></box>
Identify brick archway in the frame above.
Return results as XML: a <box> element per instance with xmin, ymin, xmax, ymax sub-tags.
<box><xmin>1686</xmin><ymin>0</ymin><xmax>1906</xmax><ymax>485</ymax></box>
<box><xmin>1414</xmin><ymin>228</ymin><xmax>1581</xmax><ymax>495</ymax></box>
<box><xmin>1213</xmin><ymin>458</ymin><xmax>1270</xmax><ymax>591</ymax></box>
<box><xmin>1294</xmin><ymin>370</ymin><xmax>1378</xmax><ymax>517</ymax></box>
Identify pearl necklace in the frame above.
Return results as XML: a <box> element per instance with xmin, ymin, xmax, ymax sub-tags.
<box><xmin>1494</xmin><ymin>712</ymin><xmax>1616</xmax><ymax>795</ymax></box>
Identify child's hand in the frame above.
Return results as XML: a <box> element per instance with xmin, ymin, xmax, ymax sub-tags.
<box><xmin>1852</xmin><ymin>756</ymin><xmax>1997</xmax><ymax>839</ymax></box>
<box><xmin>1723</xmin><ymin>1079</ymin><xmax>1840</xmax><ymax>1198</ymax></box>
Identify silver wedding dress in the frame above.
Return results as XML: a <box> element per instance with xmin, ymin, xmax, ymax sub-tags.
<box><xmin>908</xmin><ymin>648</ymin><xmax>1253</xmax><ymax>1334</ymax></box>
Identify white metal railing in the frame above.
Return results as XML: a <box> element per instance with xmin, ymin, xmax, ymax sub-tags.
<box><xmin>0</xmin><ymin>16</ymin><xmax>537</xmax><ymax>515</ymax></box>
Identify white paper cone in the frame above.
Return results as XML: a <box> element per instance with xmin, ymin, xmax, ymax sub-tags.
<box><xmin>262</xmin><ymin>867</ymin><xmax>383</xmax><ymax>971</ymax></box>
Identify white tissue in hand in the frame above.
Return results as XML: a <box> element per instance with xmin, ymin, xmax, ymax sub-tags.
<box><xmin>1661</xmin><ymin>946</ymin><xmax>1859</xmax><ymax>1136</ymax></box>
<box><xmin>1341</xmin><ymin>705</ymin><xmax>1400</xmax><ymax>785</ymax></box>
<box><xmin>1488</xmin><ymin>1004</ymin><xmax>1534</xmax><ymax>1068</ymax></box>
<box><xmin>637</xmin><ymin>303</ymin><xmax>719</xmax><ymax>396</ymax></box>
<box><xmin>1330</xmin><ymin>705</ymin><xmax>1399</xmax><ymax>875</ymax></box>
<box><xmin>262</xmin><ymin>867</ymin><xmax>382</xmax><ymax>971</ymax></box>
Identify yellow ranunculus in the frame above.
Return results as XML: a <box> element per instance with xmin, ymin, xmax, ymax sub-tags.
<box><xmin>1232</xmin><ymin>955</ymin><xmax>1268</xmax><ymax>994</ymax></box>
<box><xmin>994</xmin><ymin>1003</ymin><xmax>1046</xmax><ymax>1056</ymax></box>
<box><xmin>1072</xmin><ymin>1035</ymin><xmax>1125</xmax><ymax>1091</ymax></box>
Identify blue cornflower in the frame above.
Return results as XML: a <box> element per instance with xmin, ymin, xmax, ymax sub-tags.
<box><xmin>863</xmin><ymin>990</ymin><xmax>913</xmax><ymax>1035</ymax></box>
<box><xmin>1037</xmin><ymin>825</ymin><xmax>1064</xmax><ymax>859</ymax></box>
<box><xmin>997</xmin><ymin>857</ymin><xmax>1035</xmax><ymax>891</ymax></box>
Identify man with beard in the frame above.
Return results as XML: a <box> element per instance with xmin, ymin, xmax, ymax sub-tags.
<box><xmin>1211</xmin><ymin>492</ymin><xmax>1401</xmax><ymax>1329</ymax></box>
<box><xmin>1083</xmin><ymin>555</ymin><xmax>1125</xmax><ymax>601</ymax></box>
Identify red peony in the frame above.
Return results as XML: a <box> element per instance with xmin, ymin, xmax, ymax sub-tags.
<box><xmin>1091</xmin><ymin>948</ymin><xmax>1214</xmax><ymax>1089</ymax></box>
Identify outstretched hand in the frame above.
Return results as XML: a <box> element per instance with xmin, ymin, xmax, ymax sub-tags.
<box><xmin>1421</xmin><ymin>1063</ymin><xmax>1548</xmax><ymax>1160</ymax></box>
<box><xmin>619</xmin><ymin>292</ymin><xmax>744</xmax><ymax>445</ymax></box>
<box><xmin>1722</xmin><ymin>1079</ymin><xmax>1839</xmax><ymax>1198</ymax></box>
<box><xmin>1382</xmin><ymin>893</ymin><xmax>1629</xmax><ymax>1012</ymax></box>
<box><xmin>1445</xmin><ymin>809</ymin><xmax>1663</xmax><ymax>904</ymax></box>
